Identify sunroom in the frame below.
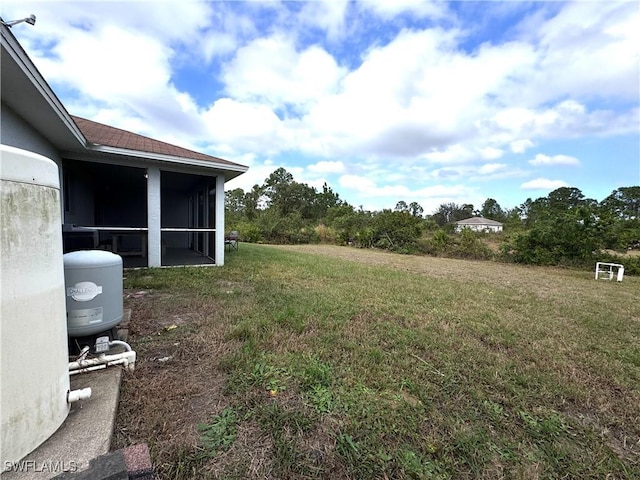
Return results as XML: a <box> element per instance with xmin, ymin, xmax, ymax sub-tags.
<box><xmin>61</xmin><ymin>116</ymin><xmax>246</xmax><ymax>268</ymax></box>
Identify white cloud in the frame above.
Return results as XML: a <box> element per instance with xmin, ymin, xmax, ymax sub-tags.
<box><xmin>307</xmin><ymin>161</ymin><xmax>346</xmax><ymax>174</ymax></box>
<box><xmin>525</xmin><ymin>1</ymin><xmax>640</xmax><ymax>104</ymax></box>
<box><xmin>338</xmin><ymin>175</ymin><xmax>376</xmax><ymax>193</ymax></box>
<box><xmin>201</xmin><ymin>98</ymin><xmax>290</xmax><ymax>155</ymax></box>
<box><xmin>423</xmin><ymin>145</ymin><xmax>471</xmax><ymax>164</ymax></box>
<box><xmin>414</xmin><ymin>184</ymin><xmax>483</xmax><ymax>216</ymax></box>
<box><xmin>510</xmin><ymin>139</ymin><xmax>535</xmax><ymax>154</ymax></box>
<box><xmin>483</xmin><ymin>100</ymin><xmax>637</xmax><ymax>145</ymax></box>
<box><xmin>225</xmin><ymin>162</ymin><xmax>280</xmax><ymax>193</ymax></box>
<box><xmin>222</xmin><ymin>34</ymin><xmax>345</xmax><ymax>111</ymax></box>
<box><xmin>335</xmin><ymin>171</ymin><xmax>480</xmax><ymax>213</ymax></box>
<box><xmin>521</xmin><ymin>178</ymin><xmax>569</xmax><ymax>190</ymax></box>
<box><xmin>414</xmin><ymin>184</ymin><xmax>473</xmax><ymax>198</ymax></box>
<box><xmin>5</xmin><ymin>0</ymin><xmax>213</xmax><ymax>47</ymax></box>
<box><xmin>478</xmin><ymin>163</ymin><xmax>507</xmax><ymax>175</ymax></box>
<box><xmin>28</xmin><ymin>24</ymin><xmax>213</xmax><ymax>146</ymax></box>
<box><xmin>36</xmin><ymin>25</ymin><xmax>171</xmax><ymax>100</ymax></box>
<box><xmin>529</xmin><ymin>154</ymin><xmax>580</xmax><ymax>167</ymax></box>
<box><xmin>298</xmin><ymin>0</ymin><xmax>350</xmax><ymax>40</ymax></box>
<box><xmin>300</xmin><ymin>27</ymin><xmax>488</xmax><ymax>157</ymax></box>
<box><xmin>361</xmin><ymin>0</ymin><xmax>451</xmax><ymax>20</ymax></box>
<box><xmin>200</xmin><ymin>32</ymin><xmax>239</xmax><ymax>60</ymax></box>
<box><xmin>479</xmin><ymin>147</ymin><xmax>504</xmax><ymax>160</ymax></box>
<box><xmin>423</xmin><ymin>144</ymin><xmax>503</xmax><ymax>165</ymax></box>
<box><xmin>198</xmin><ymin>6</ymin><xmax>258</xmax><ymax>61</ymax></box>
<box><xmin>424</xmin><ymin>163</ymin><xmax>529</xmax><ymax>184</ymax></box>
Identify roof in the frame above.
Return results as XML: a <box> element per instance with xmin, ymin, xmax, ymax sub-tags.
<box><xmin>72</xmin><ymin>116</ymin><xmax>241</xmax><ymax>168</ymax></box>
<box><xmin>456</xmin><ymin>217</ymin><xmax>503</xmax><ymax>226</ymax></box>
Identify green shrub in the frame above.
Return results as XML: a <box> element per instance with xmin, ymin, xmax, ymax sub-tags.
<box><xmin>429</xmin><ymin>230</ymin><xmax>450</xmax><ymax>254</ymax></box>
<box><xmin>236</xmin><ymin>222</ymin><xmax>262</xmax><ymax>243</ymax></box>
<box><xmin>451</xmin><ymin>228</ymin><xmax>495</xmax><ymax>260</ymax></box>
<box><xmin>354</xmin><ymin>227</ymin><xmax>376</xmax><ymax>248</ymax></box>
<box><xmin>314</xmin><ymin>224</ymin><xmax>337</xmax><ymax>244</ymax></box>
<box><xmin>367</xmin><ymin>210</ymin><xmax>425</xmax><ymax>252</ymax></box>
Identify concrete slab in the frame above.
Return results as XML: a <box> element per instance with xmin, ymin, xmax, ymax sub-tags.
<box><xmin>1</xmin><ymin>368</ymin><xmax>121</xmax><ymax>479</ymax></box>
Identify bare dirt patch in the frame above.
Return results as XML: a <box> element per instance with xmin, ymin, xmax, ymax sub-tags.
<box><xmin>114</xmin><ymin>291</ymin><xmax>235</xmax><ymax>477</ymax></box>
<box><xmin>605</xmin><ymin>249</ymin><xmax>640</xmax><ymax>258</ymax></box>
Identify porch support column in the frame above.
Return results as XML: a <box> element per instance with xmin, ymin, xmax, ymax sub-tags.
<box><xmin>215</xmin><ymin>174</ymin><xmax>225</xmax><ymax>266</ymax></box>
<box><xmin>147</xmin><ymin>166</ymin><xmax>161</xmax><ymax>267</ymax></box>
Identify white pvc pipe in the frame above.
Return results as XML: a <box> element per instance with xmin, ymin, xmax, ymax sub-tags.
<box><xmin>69</xmin><ymin>364</ymin><xmax>109</xmax><ymax>375</ymax></box>
<box><xmin>69</xmin><ymin>350</ymin><xmax>136</xmax><ymax>375</ymax></box>
<box><xmin>108</xmin><ymin>340</ymin><xmax>132</xmax><ymax>352</ymax></box>
<box><xmin>67</xmin><ymin>388</ymin><xmax>92</xmax><ymax>403</ymax></box>
<box><xmin>77</xmin><ymin>345</ymin><xmax>90</xmax><ymax>360</ymax></box>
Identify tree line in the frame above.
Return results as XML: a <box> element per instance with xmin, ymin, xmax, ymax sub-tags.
<box><xmin>226</xmin><ymin>168</ymin><xmax>640</xmax><ymax>273</ymax></box>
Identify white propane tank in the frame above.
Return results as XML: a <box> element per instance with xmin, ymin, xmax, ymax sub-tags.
<box><xmin>64</xmin><ymin>250</ymin><xmax>123</xmax><ymax>337</ymax></box>
<box><xmin>0</xmin><ymin>145</ymin><xmax>71</xmax><ymax>471</ymax></box>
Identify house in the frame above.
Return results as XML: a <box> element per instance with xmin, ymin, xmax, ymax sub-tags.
<box><xmin>455</xmin><ymin>217</ymin><xmax>503</xmax><ymax>233</ymax></box>
<box><xmin>1</xmin><ymin>22</ymin><xmax>248</xmax><ymax>268</ymax></box>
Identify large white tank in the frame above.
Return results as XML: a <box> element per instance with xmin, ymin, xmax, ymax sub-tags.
<box><xmin>64</xmin><ymin>250</ymin><xmax>123</xmax><ymax>337</ymax></box>
<box><xmin>0</xmin><ymin>145</ymin><xmax>71</xmax><ymax>471</ymax></box>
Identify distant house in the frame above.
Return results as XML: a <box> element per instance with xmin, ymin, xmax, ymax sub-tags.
<box><xmin>455</xmin><ymin>217</ymin><xmax>503</xmax><ymax>233</ymax></box>
<box><xmin>1</xmin><ymin>22</ymin><xmax>248</xmax><ymax>267</ymax></box>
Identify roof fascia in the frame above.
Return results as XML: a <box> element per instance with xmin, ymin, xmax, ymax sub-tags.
<box><xmin>62</xmin><ymin>148</ymin><xmax>248</xmax><ymax>183</ymax></box>
<box><xmin>87</xmin><ymin>145</ymin><xmax>248</xmax><ymax>173</ymax></box>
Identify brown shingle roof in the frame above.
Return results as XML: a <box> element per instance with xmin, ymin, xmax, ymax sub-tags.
<box><xmin>71</xmin><ymin>115</ymin><xmax>239</xmax><ymax>166</ymax></box>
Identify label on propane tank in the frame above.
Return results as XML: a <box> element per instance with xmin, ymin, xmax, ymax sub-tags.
<box><xmin>68</xmin><ymin>307</ymin><xmax>104</xmax><ymax>327</ymax></box>
<box><xmin>67</xmin><ymin>281</ymin><xmax>103</xmax><ymax>302</ymax></box>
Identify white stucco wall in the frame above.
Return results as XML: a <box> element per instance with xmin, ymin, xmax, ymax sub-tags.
<box><xmin>215</xmin><ymin>174</ymin><xmax>225</xmax><ymax>266</ymax></box>
<box><xmin>1</xmin><ymin>104</ymin><xmax>61</xmax><ymax>162</ymax></box>
<box><xmin>147</xmin><ymin>166</ymin><xmax>162</xmax><ymax>267</ymax></box>
<box><xmin>456</xmin><ymin>224</ymin><xmax>503</xmax><ymax>233</ymax></box>
<box><xmin>1</xmin><ymin>103</ymin><xmax>65</xmax><ymax>219</ymax></box>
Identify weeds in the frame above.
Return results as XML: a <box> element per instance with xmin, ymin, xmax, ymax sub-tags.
<box><xmin>198</xmin><ymin>407</ymin><xmax>239</xmax><ymax>455</ymax></box>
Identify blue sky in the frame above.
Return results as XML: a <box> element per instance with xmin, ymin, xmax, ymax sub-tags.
<box><xmin>4</xmin><ymin>0</ymin><xmax>639</xmax><ymax>214</ymax></box>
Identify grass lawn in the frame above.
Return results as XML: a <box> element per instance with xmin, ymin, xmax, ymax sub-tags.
<box><xmin>113</xmin><ymin>243</ymin><xmax>640</xmax><ymax>479</ymax></box>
